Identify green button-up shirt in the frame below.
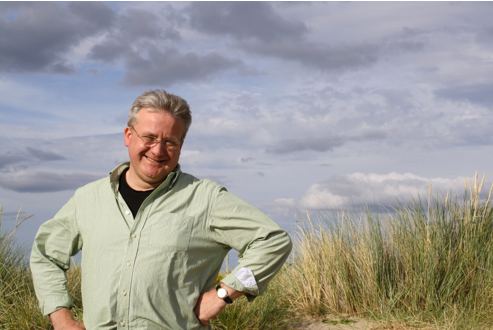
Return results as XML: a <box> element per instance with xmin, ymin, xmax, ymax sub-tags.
<box><xmin>30</xmin><ymin>163</ymin><xmax>292</xmax><ymax>330</ymax></box>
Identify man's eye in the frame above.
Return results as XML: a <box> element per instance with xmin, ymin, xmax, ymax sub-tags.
<box><xmin>165</xmin><ymin>140</ymin><xmax>178</xmax><ymax>147</ymax></box>
<box><xmin>142</xmin><ymin>136</ymin><xmax>157</xmax><ymax>142</ymax></box>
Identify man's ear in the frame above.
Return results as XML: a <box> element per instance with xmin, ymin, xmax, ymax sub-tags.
<box><xmin>124</xmin><ymin>127</ymin><xmax>131</xmax><ymax>147</ymax></box>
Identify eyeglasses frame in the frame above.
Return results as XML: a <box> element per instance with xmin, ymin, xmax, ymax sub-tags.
<box><xmin>130</xmin><ymin>125</ymin><xmax>181</xmax><ymax>151</ymax></box>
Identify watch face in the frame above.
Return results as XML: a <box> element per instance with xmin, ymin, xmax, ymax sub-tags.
<box><xmin>217</xmin><ymin>288</ymin><xmax>228</xmax><ymax>298</ymax></box>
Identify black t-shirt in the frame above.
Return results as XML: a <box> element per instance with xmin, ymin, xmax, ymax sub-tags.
<box><xmin>118</xmin><ymin>168</ymin><xmax>154</xmax><ymax>218</ymax></box>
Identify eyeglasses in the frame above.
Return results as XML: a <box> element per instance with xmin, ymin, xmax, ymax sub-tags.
<box><xmin>130</xmin><ymin>126</ymin><xmax>181</xmax><ymax>151</ymax></box>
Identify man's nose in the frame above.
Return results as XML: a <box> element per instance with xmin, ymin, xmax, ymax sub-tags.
<box><xmin>150</xmin><ymin>142</ymin><xmax>168</xmax><ymax>154</ymax></box>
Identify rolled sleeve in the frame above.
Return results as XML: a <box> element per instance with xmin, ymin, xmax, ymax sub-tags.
<box><xmin>38</xmin><ymin>295</ymin><xmax>74</xmax><ymax>316</ymax></box>
<box><xmin>221</xmin><ymin>273</ymin><xmax>260</xmax><ymax>301</ymax></box>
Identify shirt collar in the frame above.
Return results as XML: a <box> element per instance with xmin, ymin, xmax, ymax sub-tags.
<box><xmin>109</xmin><ymin>162</ymin><xmax>182</xmax><ymax>196</ymax></box>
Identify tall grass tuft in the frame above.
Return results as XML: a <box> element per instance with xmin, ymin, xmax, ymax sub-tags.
<box><xmin>0</xmin><ymin>206</ymin><xmax>52</xmax><ymax>329</ymax></box>
<box><xmin>282</xmin><ymin>174</ymin><xmax>493</xmax><ymax>328</ymax></box>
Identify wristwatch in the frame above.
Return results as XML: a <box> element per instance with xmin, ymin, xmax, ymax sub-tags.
<box><xmin>216</xmin><ymin>285</ymin><xmax>233</xmax><ymax>304</ymax></box>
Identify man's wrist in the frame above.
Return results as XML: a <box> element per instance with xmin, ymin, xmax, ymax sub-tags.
<box><xmin>50</xmin><ymin>308</ymin><xmax>75</xmax><ymax>326</ymax></box>
<box><xmin>217</xmin><ymin>283</ymin><xmax>245</xmax><ymax>302</ymax></box>
<box><xmin>216</xmin><ymin>285</ymin><xmax>233</xmax><ymax>304</ymax></box>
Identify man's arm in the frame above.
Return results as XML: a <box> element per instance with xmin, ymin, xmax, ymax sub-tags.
<box><xmin>30</xmin><ymin>195</ymin><xmax>83</xmax><ymax>318</ymax></box>
<box><xmin>49</xmin><ymin>308</ymin><xmax>85</xmax><ymax>330</ymax></box>
<box><xmin>209</xmin><ymin>187</ymin><xmax>292</xmax><ymax>299</ymax></box>
<box><xmin>194</xmin><ymin>283</ymin><xmax>244</xmax><ymax>326</ymax></box>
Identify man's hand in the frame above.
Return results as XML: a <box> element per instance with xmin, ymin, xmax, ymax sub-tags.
<box><xmin>194</xmin><ymin>284</ymin><xmax>245</xmax><ymax>326</ymax></box>
<box><xmin>50</xmin><ymin>308</ymin><xmax>85</xmax><ymax>330</ymax></box>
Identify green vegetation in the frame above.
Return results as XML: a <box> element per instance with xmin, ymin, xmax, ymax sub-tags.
<box><xmin>0</xmin><ymin>206</ymin><xmax>49</xmax><ymax>329</ymax></box>
<box><xmin>2</xmin><ymin>175</ymin><xmax>493</xmax><ymax>329</ymax></box>
<box><xmin>0</xmin><ymin>207</ymin><xmax>83</xmax><ymax>329</ymax></box>
<box><xmin>282</xmin><ymin>175</ymin><xmax>493</xmax><ymax>329</ymax></box>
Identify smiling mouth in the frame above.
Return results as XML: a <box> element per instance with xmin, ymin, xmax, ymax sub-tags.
<box><xmin>145</xmin><ymin>155</ymin><xmax>166</xmax><ymax>163</ymax></box>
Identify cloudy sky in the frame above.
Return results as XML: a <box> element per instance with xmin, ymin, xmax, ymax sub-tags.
<box><xmin>1</xmin><ymin>2</ymin><xmax>493</xmax><ymax>246</ymax></box>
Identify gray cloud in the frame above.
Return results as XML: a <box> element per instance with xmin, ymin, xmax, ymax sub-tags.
<box><xmin>117</xmin><ymin>8</ymin><xmax>174</xmax><ymax>41</ymax></box>
<box><xmin>435</xmin><ymin>83</ymin><xmax>493</xmax><ymax>108</ymax></box>
<box><xmin>240</xmin><ymin>157</ymin><xmax>255</xmax><ymax>163</ymax></box>
<box><xmin>475</xmin><ymin>26</ymin><xmax>493</xmax><ymax>45</ymax></box>
<box><xmin>230</xmin><ymin>94</ymin><xmax>261</xmax><ymax>117</ymax></box>
<box><xmin>86</xmin><ymin>5</ymin><xmax>242</xmax><ymax>86</ymax></box>
<box><xmin>0</xmin><ymin>210</ymin><xmax>28</xmax><ymax>222</ymax></box>
<box><xmin>122</xmin><ymin>47</ymin><xmax>244</xmax><ymax>87</ymax></box>
<box><xmin>186</xmin><ymin>2</ymin><xmax>380</xmax><ymax>72</ymax></box>
<box><xmin>0</xmin><ymin>2</ymin><xmax>431</xmax><ymax>84</ymax></box>
<box><xmin>88</xmin><ymin>8</ymin><xmax>180</xmax><ymax>63</ymax></box>
<box><xmin>26</xmin><ymin>147</ymin><xmax>66</xmax><ymax>161</ymax></box>
<box><xmin>267</xmin><ymin>131</ymin><xmax>386</xmax><ymax>154</ymax></box>
<box><xmin>0</xmin><ymin>154</ymin><xmax>27</xmax><ymax>169</ymax></box>
<box><xmin>0</xmin><ymin>171</ymin><xmax>102</xmax><ymax>193</ymax></box>
<box><xmin>0</xmin><ymin>2</ymin><xmax>426</xmax><ymax>85</ymax></box>
<box><xmin>241</xmin><ymin>34</ymin><xmax>424</xmax><ymax>73</ymax></box>
<box><xmin>200</xmin><ymin>175</ymin><xmax>229</xmax><ymax>187</ymax></box>
<box><xmin>186</xmin><ymin>2</ymin><xmax>381</xmax><ymax>72</ymax></box>
<box><xmin>88</xmin><ymin>39</ymin><xmax>129</xmax><ymax>63</ymax></box>
<box><xmin>377</xmin><ymin>89</ymin><xmax>416</xmax><ymax>112</ymax></box>
<box><xmin>66</xmin><ymin>2</ymin><xmax>116</xmax><ymax>32</ymax></box>
<box><xmin>243</xmin><ymin>41</ymin><xmax>381</xmax><ymax>72</ymax></box>
<box><xmin>0</xmin><ymin>3</ymin><xmax>241</xmax><ymax>85</ymax></box>
<box><xmin>0</xmin><ymin>148</ymin><xmax>66</xmax><ymax>172</ymax></box>
<box><xmin>0</xmin><ymin>2</ymin><xmax>115</xmax><ymax>73</ymax></box>
<box><xmin>187</xmin><ymin>2</ymin><xmax>307</xmax><ymax>42</ymax></box>
<box><xmin>86</xmin><ymin>5</ymin><xmax>245</xmax><ymax>87</ymax></box>
<box><xmin>267</xmin><ymin>136</ymin><xmax>345</xmax><ymax>154</ymax></box>
<box><xmin>185</xmin><ymin>2</ymin><xmax>428</xmax><ymax>73</ymax></box>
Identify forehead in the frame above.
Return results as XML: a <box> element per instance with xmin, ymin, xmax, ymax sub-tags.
<box><xmin>134</xmin><ymin>109</ymin><xmax>184</xmax><ymax>137</ymax></box>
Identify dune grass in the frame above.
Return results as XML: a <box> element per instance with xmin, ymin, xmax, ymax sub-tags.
<box><xmin>281</xmin><ymin>175</ymin><xmax>493</xmax><ymax>329</ymax></box>
<box><xmin>0</xmin><ymin>207</ymin><xmax>51</xmax><ymax>329</ymax></box>
<box><xmin>2</xmin><ymin>175</ymin><xmax>493</xmax><ymax>329</ymax></box>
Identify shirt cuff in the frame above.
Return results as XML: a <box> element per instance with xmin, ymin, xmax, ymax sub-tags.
<box><xmin>221</xmin><ymin>267</ymin><xmax>259</xmax><ymax>302</ymax></box>
<box><xmin>39</xmin><ymin>295</ymin><xmax>74</xmax><ymax>316</ymax></box>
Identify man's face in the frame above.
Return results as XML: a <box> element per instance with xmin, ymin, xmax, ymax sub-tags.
<box><xmin>124</xmin><ymin>108</ymin><xmax>184</xmax><ymax>190</ymax></box>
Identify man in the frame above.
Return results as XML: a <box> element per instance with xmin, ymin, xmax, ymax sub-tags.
<box><xmin>30</xmin><ymin>90</ymin><xmax>292</xmax><ymax>330</ymax></box>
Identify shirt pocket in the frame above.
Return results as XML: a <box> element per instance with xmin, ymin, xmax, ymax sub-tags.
<box><xmin>145</xmin><ymin>213</ymin><xmax>194</xmax><ymax>251</ymax></box>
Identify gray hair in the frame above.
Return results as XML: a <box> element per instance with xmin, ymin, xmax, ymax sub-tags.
<box><xmin>128</xmin><ymin>89</ymin><xmax>192</xmax><ymax>140</ymax></box>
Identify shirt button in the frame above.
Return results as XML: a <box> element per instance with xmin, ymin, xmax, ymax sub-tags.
<box><xmin>131</xmin><ymin>234</ymin><xmax>136</xmax><ymax>238</ymax></box>
<box><xmin>120</xmin><ymin>321</ymin><xmax>125</xmax><ymax>326</ymax></box>
<box><xmin>126</xmin><ymin>262</ymin><xmax>131</xmax><ymax>266</ymax></box>
<box><xmin>125</xmin><ymin>210</ymin><xmax>130</xmax><ymax>215</ymax></box>
<box><xmin>122</xmin><ymin>291</ymin><xmax>127</xmax><ymax>296</ymax></box>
